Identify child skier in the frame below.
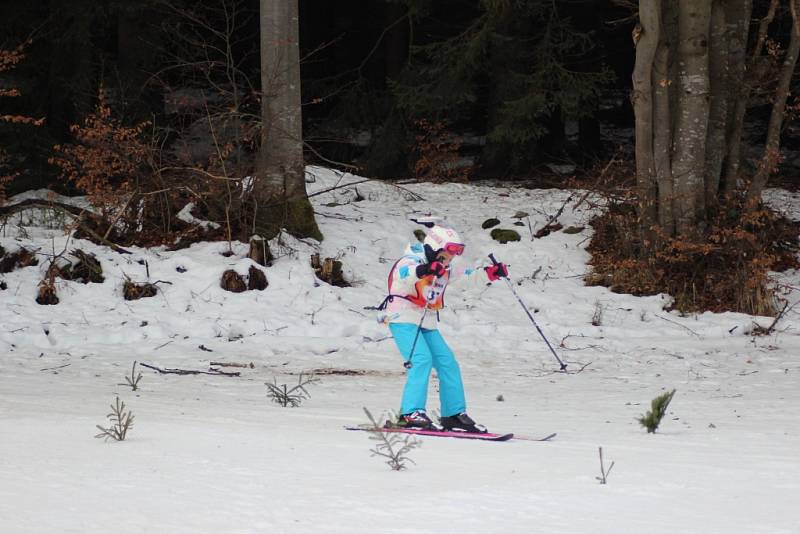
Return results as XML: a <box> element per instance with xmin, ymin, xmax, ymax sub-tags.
<box><xmin>381</xmin><ymin>220</ymin><xmax>508</xmax><ymax>433</ymax></box>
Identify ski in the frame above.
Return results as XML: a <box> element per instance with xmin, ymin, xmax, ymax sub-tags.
<box><xmin>346</xmin><ymin>425</ymin><xmax>512</xmax><ymax>441</ymax></box>
<box><xmin>345</xmin><ymin>426</ymin><xmax>556</xmax><ymax>442</ymax></box>
<box><xmin>512</xmin><ymin>432</ymin><xmax>557</xmax><ymax>442</ymax></box>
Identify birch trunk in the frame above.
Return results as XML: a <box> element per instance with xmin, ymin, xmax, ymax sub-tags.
<box><xmin>672</xmin><ymin>0</ymin><xmax>712</xmax><ymax>236</ymax></box>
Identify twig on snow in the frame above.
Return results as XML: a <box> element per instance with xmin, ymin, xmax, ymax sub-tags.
<box><xmin>140</xmin><ymin>362</ymin><xmax>241</xmax><ymax>377</ymax></box>
<box><xmin>655</xmin><ymin>314</ymin><xmax>701</xmax><ymax>337</ymax></box>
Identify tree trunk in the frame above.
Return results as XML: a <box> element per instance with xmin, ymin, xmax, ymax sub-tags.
<box><xmin>720</xmin><ymin>0</ymin><xmax>753</xmax><ymax>197</ymax></box>
<box><xmin>257</xmin><ymin>0</ymin><xmax>322</xmax><ymax>240</ymax></box>
<box><xmin>248</xmin><ymin>235</ymin><xmax>274</xmax><ymax>266</ymax></box>
<box><xmin>653</xmin><ymin>1</ymin><xmax>677</xmax><ymax>236</ymax></box>
<box><xmin>747</xmin><ymin>2</ymin><xmax>800</xmax><ymax>202</ymax></box>
<box><xmin>704</xmin><ymin>0</ymin><xmax>730</xmax><ymax>208</ymax></box>
<box><xmin>632</xmin><ymin>0</ymin><xmax>661</xmax><ymax>237</ymax></box>
<box><xmin>672</xmin><ymin>0</ymin><xmax>712</xmax><ymax>236</ymax></box>
<box><xmin>724</xmin><ymin>0</ymin><xmax>774</xmax><ymax>195</ymax></box>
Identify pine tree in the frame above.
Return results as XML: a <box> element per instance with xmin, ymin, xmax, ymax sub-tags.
<box><xmin>393</xmin><ymin>0</ymin><xmax>610</xmax><ymax>170</ymax></box>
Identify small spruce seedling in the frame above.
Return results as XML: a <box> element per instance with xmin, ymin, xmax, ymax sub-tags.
<box><xmin>363</xmin><ymin>407</ymin><xmax>421</xmax><ymax>471</ymax></box>
<box><xmin>120</xmin><ymin>360</ymin><xmax>143</xmax><ymax>391</ymax></box>
<box><xmin>638</xmin><ymin>389</ymin><xmax>676</xmax><ymax>433</ymax></box>
<box><xmin>266</xmin><ymin>373</ymin><xmax>319</xmax><ymax>407</ymax></box>
<box><xmin>95</xmin><ymin>396</ymin><xmax>135</xmax><ymax>442</ymax></box>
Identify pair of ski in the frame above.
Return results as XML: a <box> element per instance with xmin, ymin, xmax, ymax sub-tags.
<box><xmin>346</xmin><ymin>424</ymin><xmax>556</xmax><ymax>442</ymax></box>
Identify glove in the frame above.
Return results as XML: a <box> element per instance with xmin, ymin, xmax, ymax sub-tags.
<box><xmin>416</xmin><ymin>261</ymin><xmax>446</xmax><ymax>278</ymax></box>
<box><xmin>485</xmin><ymin>262</ymin><xmax>508</xmax><ymax>281</ymax></box>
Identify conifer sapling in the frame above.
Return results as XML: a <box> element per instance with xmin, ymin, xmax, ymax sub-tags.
<box><xmin>638</xmin><ymin>389</ymin><xmax>676</xmax><ymax>433</ymax></box>
<box><xmin>363</xmin><ymin>407</ymin><xmax>421</xmax><ymax>471</ymax></box>
<box><xmin>95</xmin><ymin>396</ymin><xmax>135</xmax><ymax>442</ymax></box>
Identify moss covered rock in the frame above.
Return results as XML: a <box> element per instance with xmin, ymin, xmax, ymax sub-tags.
<box><xmin>490</xmin><ymin>228</ymin><xmax>521</xmax><ymax>244</ymax></box>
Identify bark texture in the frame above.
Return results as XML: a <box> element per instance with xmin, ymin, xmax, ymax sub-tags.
<box><xmin>632</xmin><ymin>0</ymin><xmax>661</xmax><ymax>236</ymax></box>
<box><xmin>704</xmin><ymin>0</ymin><xmax>730</xmax><ymax>207</ymax></box>
<box><xmin>630</xmin><ymin>0</ymin><xmax>800</xmax><ymax>239</ymax></box>
<box><xmin>653</xmin><ymin>1</ymin><xmax>676</xmax><ymax>235</ymax></box>
<box><xmin>671</xmin><ymin>0</ymin><xmax>712</xmax><ymax>236</ymax></box>
<box><xmin>257</xmin><ymin>0</ymin><xmax>322</xmax><ymax>240</ymax></box>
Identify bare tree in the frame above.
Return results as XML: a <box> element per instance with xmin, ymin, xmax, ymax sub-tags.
<box><xmin>748</xmin><ymin>1</ymin><xmax>800</xmax><ymax>201</ymax></box>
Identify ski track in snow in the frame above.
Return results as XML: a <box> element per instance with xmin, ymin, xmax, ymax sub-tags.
<box><xmin>1</xmin><ymin>167</ymin><xmax>799</xmax><ymax>533</ymax></box>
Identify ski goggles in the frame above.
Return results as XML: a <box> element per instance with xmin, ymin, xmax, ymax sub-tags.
<box><xmin>443</xmin><ymin>242</ymin><xmax>465</xmax><ymax>256</ymax></box>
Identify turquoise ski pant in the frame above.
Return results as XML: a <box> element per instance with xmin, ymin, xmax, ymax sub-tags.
<box><xmin>389</xmin><ymin>323</ymin><xmax>466</xmax><ymax>417</ymax></box>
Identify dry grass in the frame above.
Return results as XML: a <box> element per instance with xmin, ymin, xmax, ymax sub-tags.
<box><xmin>586</xmin><ymin>201</ymin><xmax>800</xmax><ymax>315</ymax></box>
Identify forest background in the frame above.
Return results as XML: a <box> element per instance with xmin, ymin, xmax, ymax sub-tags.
<box><xmin>3</xmin><ymin>0</ymin><xmax>800</xmax><ymax>314</ymax></box>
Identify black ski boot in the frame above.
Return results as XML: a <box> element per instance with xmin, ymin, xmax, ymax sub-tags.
<box><xmin>440</xmin><ymin>413</ymin><xmax>487</xmax><ymax>433</ymax></box>
<box><xmin>395</xmin><ymin>410</ymin><xmax>441</xmax><ymax>430</ymax></box>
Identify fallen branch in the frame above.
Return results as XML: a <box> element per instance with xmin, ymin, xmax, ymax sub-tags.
<box><xmin>544</xmin><ymin>194</ymin><xmax>573</xmax><ymax>228</ymax></box>
<box><xmin>0</xmin><ymin>199</ymin><xmax>132</xmax><ymax>254</ymax></box>
<box><xmin>39</xmin><ymin>363</ymin><xmax>70</xmax><ymax>372</ymax></box>
<box><xmin>140</xmin><ymin>362</ymin><xmax>240</xmax><ymax>377</ymax></box>
<box><xmin>209</xmin><ymin>361</ymin><xmax>254</xmax><ymax>368</ymax></box>
<box><xmin>655</xmin><ymin>314</ymin><xmax>701</xmax><ymax>337</ymax></box>
<box><xmin>306</xmin><ymin>179</ymin><xmax>371</xmax><ymax>199</ymax></box>
<box><xmin>573</xmin><ymin>155</ymin><xmax>618</xmax><ymax>212</ymax></box>
<box><xmin>72</xmin><ymin>213</ymin><xmax>132</xmax><ymax>254</ymax></box>
<box><xmin>526</xmin><ymin>360</ymin><xmax>592</xmax><ymax>377</ymax></box>
<box><xmin>384</xmin><ymin>182</ymin><xmax>425</xmax><ymax>201</ymax></box>
<box><xmin>751</xmin><ymin>299</ymin><xmax>793</xmax><ymax>336</ymax></box>
<box><xmin>0</xmin><ymin>198</ymin><xmax>85</xmax><ymax>218</ymax></box>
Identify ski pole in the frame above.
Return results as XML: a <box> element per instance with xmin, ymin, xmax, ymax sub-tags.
<box><xmin>489</xmin><ymin>253</ymin><xmax>567</xmax><ymax>372</ymax></box>
<box><xmin>403</xmin><ymin>306</ymin><xmax>429</xmax><ymax>369</ymax></box>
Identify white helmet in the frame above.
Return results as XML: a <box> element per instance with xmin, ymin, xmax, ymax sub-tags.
<box><xmin>424</xmin><ymin>224</ymin><xmax>465</xmax><ymax>256</ymax></box>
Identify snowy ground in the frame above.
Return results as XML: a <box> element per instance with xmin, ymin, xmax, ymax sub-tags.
<box><xmin>1</xmin><ymin>167</ymin><xmax>799</xmax><ymax>534</ymax></box>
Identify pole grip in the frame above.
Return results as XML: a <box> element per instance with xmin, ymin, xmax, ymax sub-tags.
<box><xmin>488</xmin><ymin>253</ymin><xmax>509</xmax><ymax>279</ymax></box>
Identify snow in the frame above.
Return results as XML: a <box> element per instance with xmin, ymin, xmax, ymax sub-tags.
<box><xmin>2</xmin><ymin>167</ymin><xmax>800</xmax><ymax>533</ymax></box>
<box><xmin>176</xmin><ymin>202</ymin><xmax>221</xmax><ymax>230</ymax></box>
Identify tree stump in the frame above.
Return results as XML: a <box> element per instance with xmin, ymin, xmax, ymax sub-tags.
<box><xmin>311</xmin><ymin>253</ymin><xmax>350</xmax><ymax>287</ymax></box>
<box><xmin>123</xmin><ymin>280</ymin><xmax>158</xmax><ymax>300</ymax></box>
<box><xmin>248</xmin><ymin>265</ymin><xmax>268</xmax><ymax>290</ymax></box>
<box><xmin>70</xmin><ymin>249</ymin><xmax>105</xmax><ymax>283</ymax></box>
<box><xmin>248</xmin><ymin>236</ymin><xmax>274</xmax><ymax>266</ymax></box>
<box><xmin>221</xmin><ymin>269</ymin><xmax>247</xmax><ymax>293</ymax></box>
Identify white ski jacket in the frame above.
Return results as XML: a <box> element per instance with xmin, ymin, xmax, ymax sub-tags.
<box><xmin>382</xmin><ymin>242</ymin><xmax>489</xmax><ymax>329</ymax></box>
